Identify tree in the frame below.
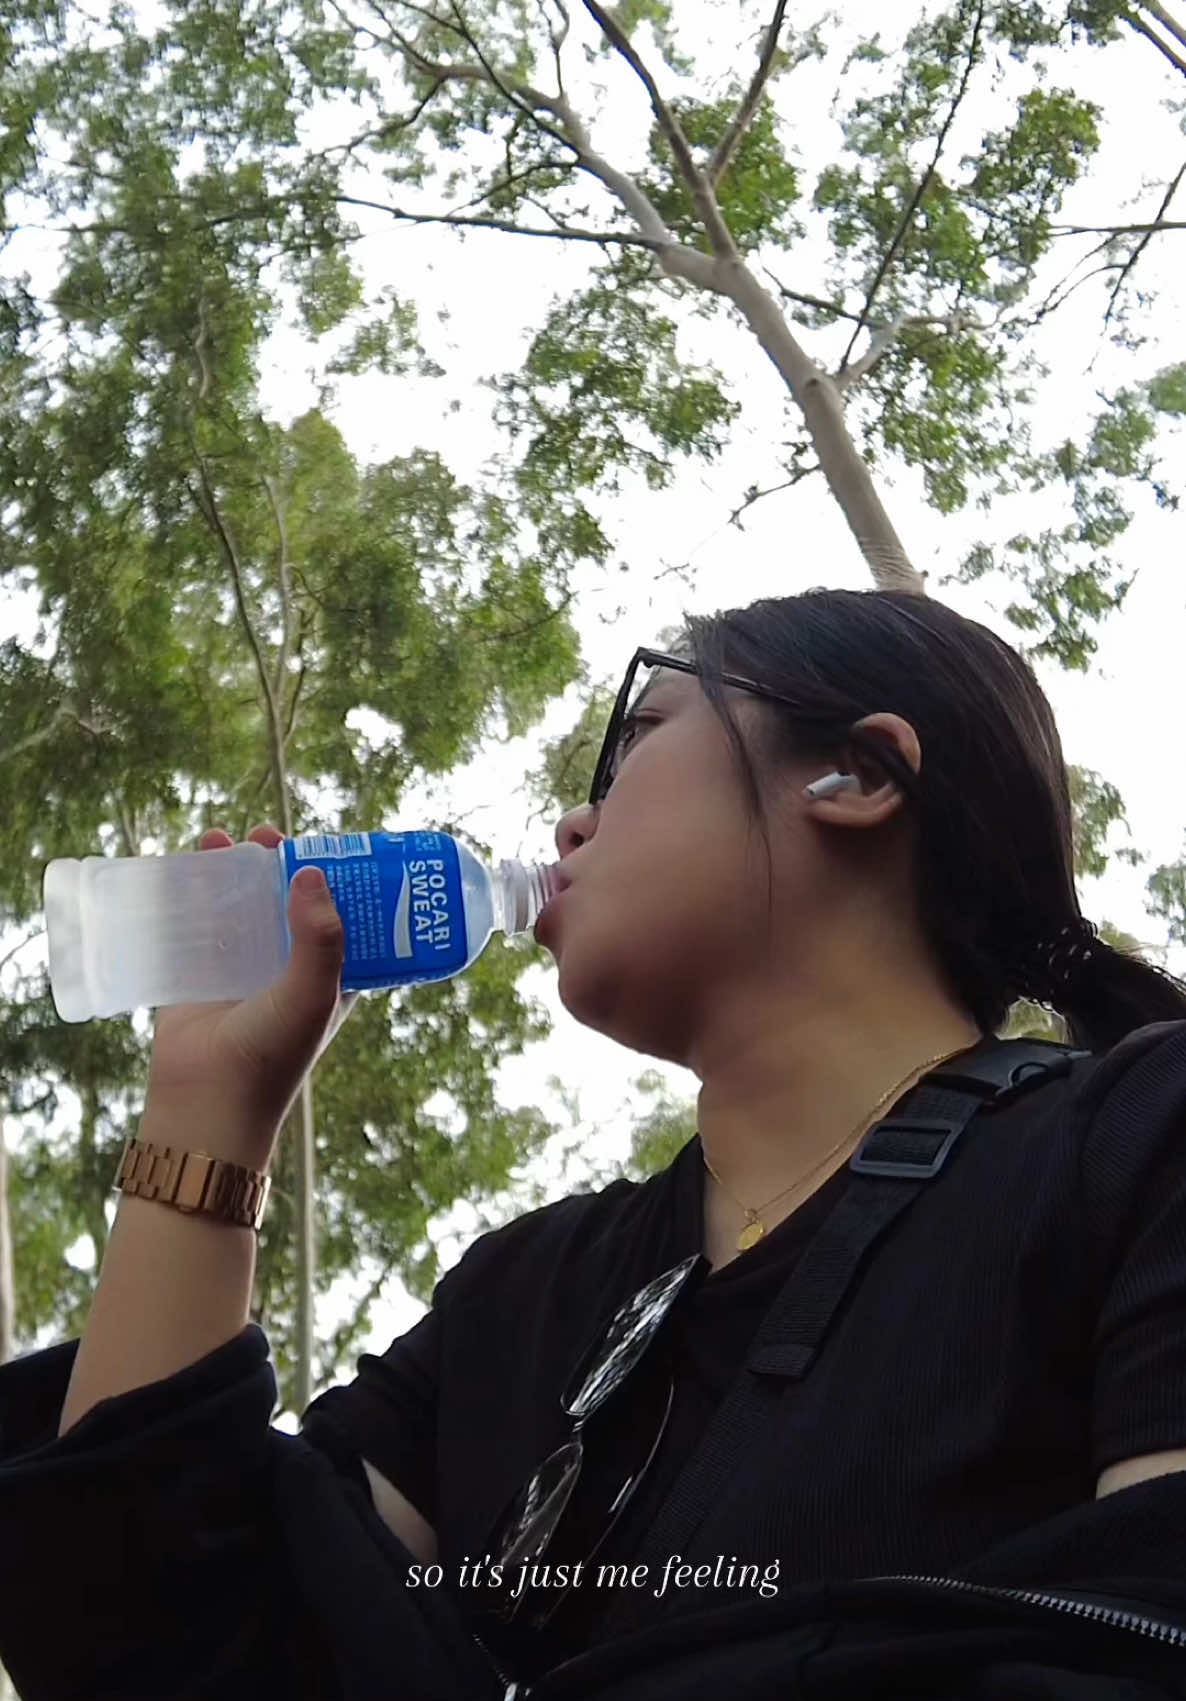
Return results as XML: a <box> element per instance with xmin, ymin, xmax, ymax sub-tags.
<box><xmin>3</xmin><ymin>0</ymin><xmax>1184</xmax><ymax>1406</ymax></box>
<box><xmin>0</xmin><ymin>88</ymin><xmax>581</xmax><ymax>1410</ymax></box>
<box><xmin>9</xmin><ymin>0</ymin><xmax>1180</xmax><ymax>660</ymax></box>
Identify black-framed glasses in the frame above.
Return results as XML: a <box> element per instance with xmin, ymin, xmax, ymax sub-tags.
<box><xmin>478</xmin><ymin>1251</ymin><xmax>707</xmax><ymax>1630</ymax></box>
<box><xmin>587</xmin><ymin>646</ymin><xmax>923</xmax><ymax>808</ymax></box>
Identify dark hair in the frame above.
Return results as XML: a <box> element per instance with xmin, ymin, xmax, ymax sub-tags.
<box><xmin>679</xmin><ymin>588</ymin><xmax>1186</xmax><ymax>1054</ymax></box>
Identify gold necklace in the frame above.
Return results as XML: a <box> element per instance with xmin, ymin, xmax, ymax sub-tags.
<box><xmin>702</xmin><ymin>1040</ymin><xmax>975</xmax><ymax>1253</ymax></box>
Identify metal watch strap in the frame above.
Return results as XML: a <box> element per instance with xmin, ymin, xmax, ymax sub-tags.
<box><xmin>113</xmin><ymin>1136</ymin><xmax>271</xmax><ymax>1232</ymax></box>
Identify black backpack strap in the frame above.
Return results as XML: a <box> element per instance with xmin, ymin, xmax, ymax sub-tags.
<box><xmin>599</xmin><ymin>1033</ymin><xmax>1088</xmax><ymax>1638</ymax></box>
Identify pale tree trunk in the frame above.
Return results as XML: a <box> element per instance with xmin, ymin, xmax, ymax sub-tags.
<box><xmin>185</xmin><ymin>443</ymin><xmax>334</xmax><ymax>1418</ymax></box>
<box><xmin>391</xmin><ymin>0</ymin><xmax>931</xmax><ymax>594</ymax></box>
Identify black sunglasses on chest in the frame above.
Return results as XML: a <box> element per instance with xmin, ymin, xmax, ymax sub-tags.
<box><xmin>477</xmin><ymin>1251</ymin><xmax>707</xmax><ymax>1631</ymax></box>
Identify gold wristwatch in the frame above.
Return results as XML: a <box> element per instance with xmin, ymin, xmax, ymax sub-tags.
<box><xmin>113</xmin><ymin>1136</ymin><xmax>271</xmax><ymax>1233</ymax></box>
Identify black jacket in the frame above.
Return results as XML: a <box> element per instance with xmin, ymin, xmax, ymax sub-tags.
<box><xmin>3</xmin><ymin>1021</ymin><xmax>1186</xmax><ymax>1700</ymax></box>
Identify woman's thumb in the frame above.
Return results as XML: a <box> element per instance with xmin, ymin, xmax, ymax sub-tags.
<box><xmin>287</xmin><ymin>866</ymin><xmax>345</xmax><ymax>981</ymax></box>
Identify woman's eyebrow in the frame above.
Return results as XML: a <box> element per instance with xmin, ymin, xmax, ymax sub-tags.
<box><xmin>631</xmin><ymin>674</ymin><xmax>686</xmax><ymax>713</ymax></box>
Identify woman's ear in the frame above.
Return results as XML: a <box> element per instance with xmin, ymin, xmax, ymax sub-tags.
<box><xmin>802</xmin><ymin>713</ymin><xmax>920</xmax><ymax>829</ymax></box>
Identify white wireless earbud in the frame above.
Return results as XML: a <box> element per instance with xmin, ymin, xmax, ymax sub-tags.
<box><xmin>802</xmin><ymin>772</ymin><xmax>861</xmax><ymax>800</ymax></box>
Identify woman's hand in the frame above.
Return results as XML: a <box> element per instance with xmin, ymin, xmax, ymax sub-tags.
<box><xmin>143</xmin><ymin>823</ymin><xmax>359</xmax><ymax>1151</ymax></box>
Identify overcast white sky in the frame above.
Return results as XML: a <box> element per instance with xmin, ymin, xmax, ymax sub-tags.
<box><xmin>2</xmin><ymin>1</ymin><xmax>1184</xmax><ymax>1413</ymax></box>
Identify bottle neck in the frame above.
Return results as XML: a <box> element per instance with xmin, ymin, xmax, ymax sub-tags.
<box><xmin>491</xmin><ymin>859</ymin><xmax>560</xmax><ymax>936</ymax></box>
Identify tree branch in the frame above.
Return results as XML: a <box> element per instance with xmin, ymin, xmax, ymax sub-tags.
<box><xmin>763</xmin><ymin>273</ymin><xmax>874</xmax><ymax>326</ymax></box>
<box><xmin>707</xmin><ymin>1</ymin><xmax>788</xmax><ymax>187</ymax></box>
<box><xmin>1021</xmin><ymin>255</ymin><xmax>1128</xmax><ymax>331</ymax></box>
<box><xmin>1101</xmin><ymin>156</ymin><xmax>1186</xmax><ymax>334</ymax></box>
<box><xmin>446</xmin><ymin>2</ymin><xmax>577</xmax><ymax>156</ymax></box>
<box><xmin>728</xmin><ymin>464</ymin><xmax>821</xmax><ymax>529</ymax></box>
<box><xmin>1123</xmin><ymin>5</ymin><xmax>1186</xmax><ymax>77</ymax></box>
<box><xmin>374</xmin><ymin>14</ymin><xmax>714</xmax><ymax>281</ymax></box>
<box><xmin>331</xmin><ymin>193</ymin><xmax>668</xmax><ymax>248</ymax></box>
<box><xmin>538</xmin><ymin>0</ymin><xmax>570</xmax><ymax>93</ymax></box>
<box><xmin>838</xmin><ymin>0</ymin><xmax>988</xmax><ymax>375</ymax></box>
<box><xmin>581</xmin><ymin>0</ymin><xmax>738</xmax><ymax>258</ymax></box>
<box><xmin>1050</xmin><ymin>219</ymin><xmax>1186</xmax><ymax>235</ymax></box>
<box><xmin>1140</xmin><ymin>0</ymin><xmax>1186</xmax><ymax>52</ymax></box>
<box><xmin>834</xmin><ymin>319</ymin><xmax>906</xmax><ymax>391</ymax></box>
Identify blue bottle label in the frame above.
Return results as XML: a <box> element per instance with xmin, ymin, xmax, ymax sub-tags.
<box><xmin>280</xmin><ymin>831</ymin><xmax>468</xmax><ymax>989</ymax></box>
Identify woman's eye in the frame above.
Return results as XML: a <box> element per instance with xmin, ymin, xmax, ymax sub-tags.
<box><xmin>618</xmin><ymin>714</ymin><xmax>659</xmax><ymax>756</ymax></box>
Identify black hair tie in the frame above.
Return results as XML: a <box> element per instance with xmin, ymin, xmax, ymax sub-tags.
<box><xmin>1020</xmin><ymin>917</ymin><xmax>1100</xmax><ymax>1005</ymax></box>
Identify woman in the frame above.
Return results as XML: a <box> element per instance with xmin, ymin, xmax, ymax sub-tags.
<box><xmin>3</xmin><ymin>588</ymin><xmax>1186</xmax><ymax>1701</ymax></box>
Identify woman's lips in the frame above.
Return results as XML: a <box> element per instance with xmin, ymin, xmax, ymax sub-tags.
<box><xmin>534</xmin><ymin>884</ymin><xmax>570</xmax><ymax>944</ymax></box>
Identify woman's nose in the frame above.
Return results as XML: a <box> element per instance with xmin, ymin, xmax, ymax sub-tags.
<box><xmin>555</xmin><ymin>802</ymin><xmax>599</xmax><ymax>860</ymax></box>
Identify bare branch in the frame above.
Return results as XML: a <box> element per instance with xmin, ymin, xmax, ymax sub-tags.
<box><xmin>537</xmin><ymin>0</ymin><xmax>570</xmax><ymax>92</ymax></box>
<box><xmin>1101</xmin><ymin>157</ymin><xmax>1186</xmax><ymax>335</ymax></box>
<box><xmin>838</xmin><ymin>0</ymin><xmax>988</xmax><ymax>376</ymax></box>
<box><xmin>728</xmin><ymin>464</ymin><xmax>821</xmax><ymax>529</ymax></box>
<box><xmin>763</xmin><ymin>273</ymin><xmax>872</xmax><ymax>326</ymax></box>
<box><xmin>0</xmin><ymin>923</ymin><xmax>45</xmax><ymax>979</ymax></box>
<box><xmin>1021</xmin><ymin>256</ymin><xmax>1128</xmax><ymax>331</ymax></box>
<box><xmin>707</xmin><ymin>1</ymin><xmax>788</xmax><ymax>187</ymax></box>
<box><xmin>1123</xmin><ymin>6</ymin><xmax>1186</xmax><ymax>77</ymax></box>
<box><xmin>1050</xmin><ymin>219</ymin><xmax>1186</xmax><ymax>235</ymax></box>
<box><xmin>581</xmin><ymin>0</ymin><xmax>738</xmax><ymax>258</ymax></box>
<box><xmin>448</xmin><ymin>155</ymin><xmax>572</xmax><ymax>218</ymax></box>
<box><xmin>762</xmin><ymin>270</ymin><xmax>983</xmax><ymax>387</ymax></box>
<box><xmin>328</xmin><ymin>3</ymin><xmax>730</xmax><ymax>292</ymax></box>
<box><xmin>448</xmin><ymin>2</ymin><xmax>577</xmax><ymax>154</ymax></box>
<box><xmin>330</xmin><ymin>192</ymin><xmax>668</xmax><ymax>248</ymax></box>
<box><xmin>386</xmin><ymin>12</ymin><xmax>577</xmax><ymax>157</ymax></box>
<box><xmin>1136</xmin><ymin>0</ymin><xmax>1184</xmax><ymax>47</ymax></box>
<box><xmin>322</xmin><ymin>0</ymin><xmax>397</xmax><ymax>47</ymax></box>
<box><xmin>834</xmin><ymin>319</ymin><xmax>906</xmax><ymax>391</ymax></box>
<box><xmin>833</xmin><ymin>307</ymin><xmax>983</xmax><ymax>393</ymax></box>
<box><xmin>1141</xmin><ymin>0</ymin><xmax>1186</xmax><ymax>52</ymax></box>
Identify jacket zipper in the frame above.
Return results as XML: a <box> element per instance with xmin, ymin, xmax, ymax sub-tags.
<box><xmin>496</xmin><ymin>1572</ymin><xmax>1186</xmax><ymax>1699</ymax></box>
<box><xmin>469</xmin><ymin>1628</ymin><xmax>522</xmax><ymax>1699</ymax></box>
<box><xmin>869</xmin><ymin>1573</ymin><xmax>1186</xmax><ymax>1648</ymax></box>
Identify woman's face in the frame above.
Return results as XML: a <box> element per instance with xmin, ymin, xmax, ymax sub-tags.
<box><xmin>541</xmin><ymin>666</ymin><xmax>784</xmax><ymax>1066</ymax></box>
<box><xmin>542</xmin><ymin>665</ymin><xmax>924</xmax><ymax>1071</ymax></box>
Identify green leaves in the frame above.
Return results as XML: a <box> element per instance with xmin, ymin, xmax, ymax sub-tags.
<box><xmin>643</xmin><ymin>93</ymin><xmax>802</xmax><ymax>253</ymax></box>
<box><xmin>497</xmin><ymin>262</ymin><xmax>739</xmax><ymax>513</ymax></box>
<box><xmin>970</xmin><ymin>87</ymin><xmax>1101</xmax><ymax>276</ymax></box>
<box><xmin>950</xmin><ymin>372</ymin><xmax>1180</xmax><ymax>667</ymax></box>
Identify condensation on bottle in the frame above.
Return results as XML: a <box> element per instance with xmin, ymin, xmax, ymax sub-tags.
<box><xmin>43</xmin><ymin>829</ymin><xmax>561</xmax><ymax>1023</ymax></box>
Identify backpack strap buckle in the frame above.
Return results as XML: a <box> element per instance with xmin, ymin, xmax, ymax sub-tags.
<box><xmin>849</xmin><ymin>1116</ymin><xmax>965</xmax><ymax>1178</ymax></box>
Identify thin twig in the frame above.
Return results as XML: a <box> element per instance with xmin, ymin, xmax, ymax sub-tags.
<box><xmin>447</xmin><ymin>156</ymin><xmax>572</xmax><ymax>218</ymax></box>
<box><xmin>728</xmin><ymin>465</ymin><xmax>821</xmax><ymax>528</ymax></box>
<box><xmin>762</xmin><ymin>272</ymin><xmax>872</xmax><ymax>326</ymax></box>
<box><xmin>332</xmin><ymin>193</ymin><xmax>666</xmax><ymax>246</ymax></box>
<box><xmin>1050</xmin><ymin>219</ymin><xmax>1186</xmax><ymax>235</ymax></box>
<box><xmin>1023</xmin><ymin>258</ymin><xmax>1127</xmax><ymax>329</ymax></box>
<box><xmin>838</xmin><ymin>0</ymin><xmax>987</xmax><ymax>375</ymax></box>
<box><xmin>446</xmin><ymin>2</ymin><xmax>577</xmax><ymax>157</ymax></box>
<box><xmin>1101</xmin><ymin>157</ymin><xmax>1186</xmax><ymax>333</ymax></box>
<box><xmin>538</xmin><ymin>0</ymin><xmax>570</xmax><ymax>92</ymax></box>
<box><xmin>708</xmin><ymin>1</ymin><xmax>788</xmax><ymax>187</ymax></box>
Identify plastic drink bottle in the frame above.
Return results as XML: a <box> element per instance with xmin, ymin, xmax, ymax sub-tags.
<box><xmin>43</xmin><ymin>829</ymin><xmax>561</xmax><ymax>1023</ymax></box>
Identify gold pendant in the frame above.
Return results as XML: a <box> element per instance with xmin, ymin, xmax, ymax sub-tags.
<box><xmin>737</xmin><ymin>1217</ymin><xmax>765</xmax><ymax>1252</ymax></box>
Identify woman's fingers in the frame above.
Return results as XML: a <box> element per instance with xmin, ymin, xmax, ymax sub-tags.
<box><xmin>198</xmin><ymin>823</ymin><xmax>284</xmax><ymax>849</ymax></box>
<box><xmin>248</xmin><ymin>825</ymin><xmax>285</xmax><ymax>847</ymax></box>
